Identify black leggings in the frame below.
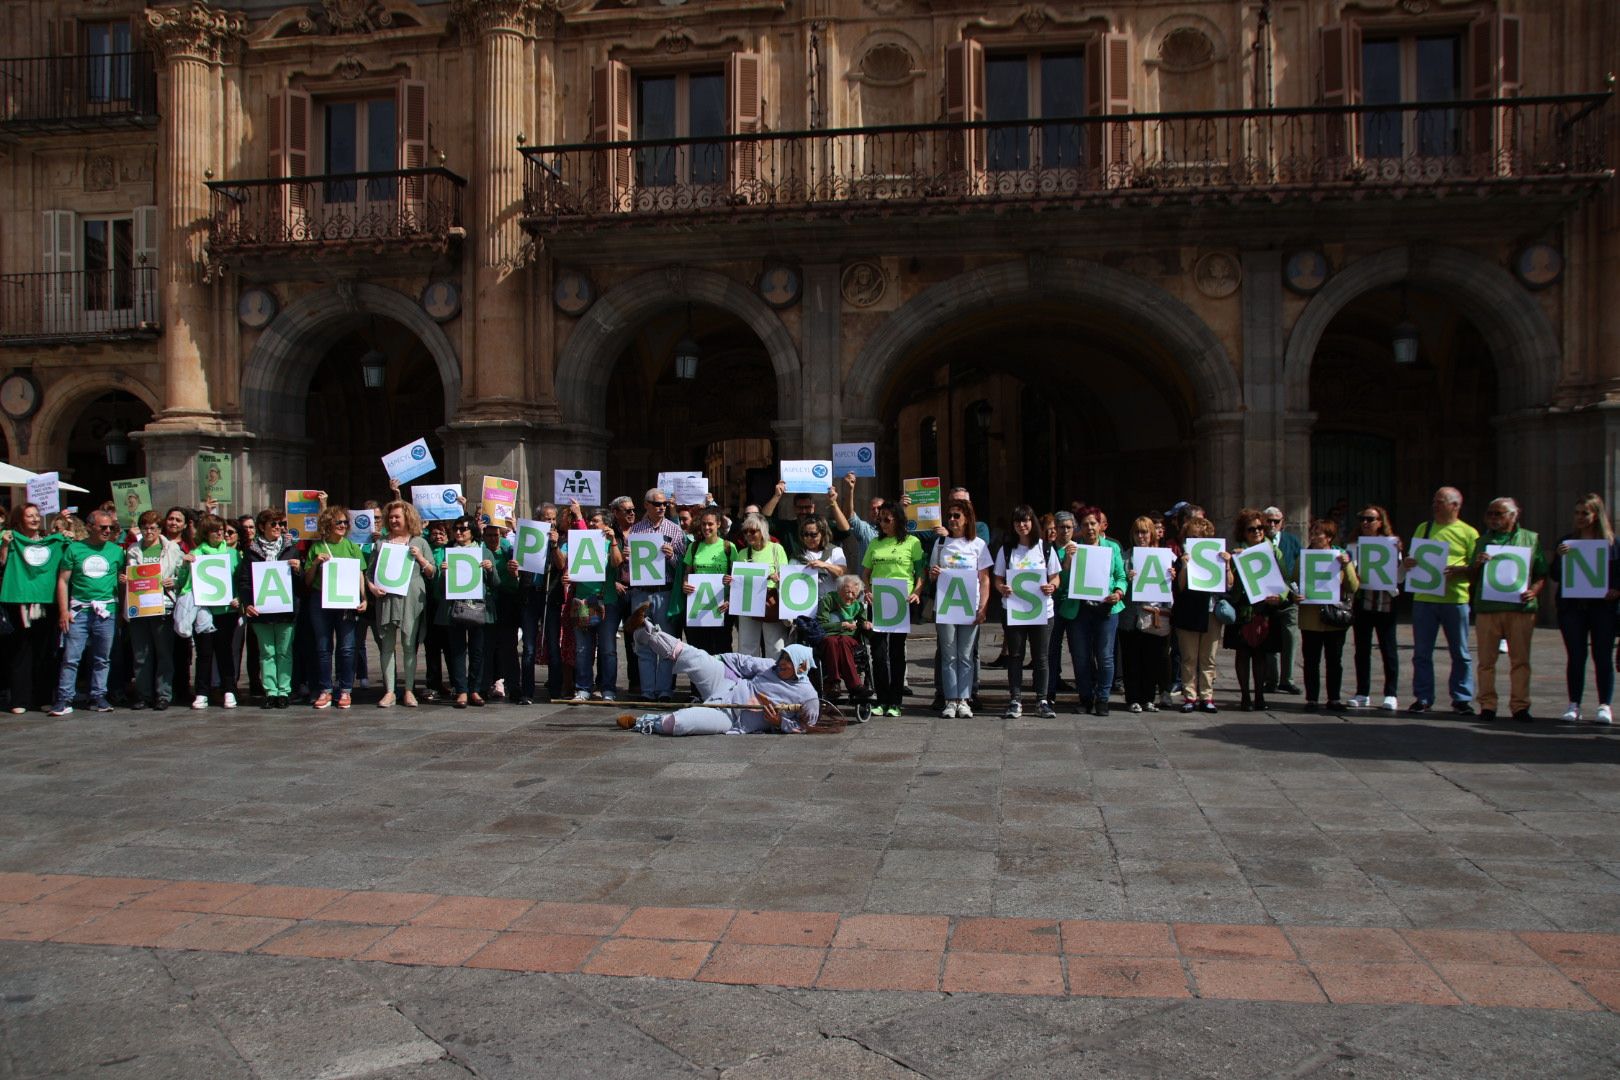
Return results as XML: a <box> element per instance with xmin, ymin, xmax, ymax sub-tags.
<box><xmin>1004</xmin><ymin>623</ymin><xmax>1051</xmax><ymax>702</ymax></box>
<box><xmin>1352</xmin><ymin>606</ymin><xmax>1398</xmax><ymax>698</ymax></box>
<box><xmin>193</xmin><ymin>613</ymin><xmax>241</xmax><ymax>694</ymax></box>
<box><xmin>1120</xmin><ymin>630</ymin><xmax>1168</xmax><ymax>707</ymax></box>
<box><xmin>1302</xmin><ymin>628</ymin><xmax>1347</xmax><ymax>703</ymax></box>
<box><xmin>5</xmin><ymin>606</ymin><xmax>59</xmax><ymax>710</ymax></box>
<box><xmin>871</xmin><ymin>631</ymin><xmax>907</xmax><ymax>707</ymax></box>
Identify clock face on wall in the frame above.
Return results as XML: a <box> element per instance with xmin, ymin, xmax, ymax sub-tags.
<box><xmin>0</xmin><ymin>372</ymin><xmax>41</xmax><ymax>420</ymax></box>
<box><xmin>237</xmin><ymin>287</ymin><xmax>278</xmax><ymax>329</ymax></box>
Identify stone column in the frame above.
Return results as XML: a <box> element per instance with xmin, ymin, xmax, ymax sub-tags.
<box><xmin>1240</xmin><ymin>250</ymin><xmax>1289</xmax><ymax>517</ymax></box>
<box><xmin>143</xmin><ymin>5</ymin><xmax>241</xmax><ymax>429</ymax></box>
<box><xmin>798</xmin><ymin>263</ymin><xmax>842</xmax><ymax>458</ymax></box>
<box><xmin>453</xmin><ymin>0</ymin><xmax>548</xmax><ymax>422</ymax></box>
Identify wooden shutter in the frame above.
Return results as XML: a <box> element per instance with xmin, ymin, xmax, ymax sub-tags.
<box><xmin>726</xmin><ymin>52</ymin><xmax>763</xmax><ymax>198</ymax></box>
<box><xmin>268</xmin><ymin>90</ymin><xmax>311</xmax><ymax>234</ymax></box>
<box><xmin>590</xmin><ymin>60</ymin><xmax>632</xmax><ymax>210</ymax></box>
<box><xmin>1469</xmin><ymin>15</ymin><xmax>1522</xmax><ymax>173</ymax></box>
<box><xmin>1084</xmin><ymin>32</ymin><xmax>1132</xmax><ymax>182</ymax></box>
<box><xmin>397</xmin><ymin>79</ymin><xmax>428</xmax><ymax>219</ymax></box>
<box><xmin>1316</xmin><ymin>24</ymin><xmax>1362</xmax><ymax>174</ymax></box>
<box><xmin>133</xmin><ymin>205</ymin><xmax>158</xmax><ymax>324</ymax></box>
<box><xmin>41</xmin><ymin>210</ymin><xmax>76</xmax><ymax>330</ymax></box>
<box><xmin>942</xmin><ymin>39</ymin><xmax>984</xmax><ymax>192</ymax></box>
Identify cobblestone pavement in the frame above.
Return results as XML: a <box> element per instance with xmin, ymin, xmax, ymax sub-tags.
<box><xmin>3</xmin><ymin>627</ymin><xmax>1620</xmax><ymax>1077</ymax></box>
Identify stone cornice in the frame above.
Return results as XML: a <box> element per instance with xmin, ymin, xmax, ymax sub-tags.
<box><xmin>145</xmin><ymin>4</ymin><xmax>249</xmax><ymax>65</ymax></box>
<box><xmin>450</xmin><ymin>0</ymin><xmax>560</xmax><ymax>39</ymax></box>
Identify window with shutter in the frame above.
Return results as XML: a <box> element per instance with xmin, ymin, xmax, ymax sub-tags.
<box><xmin>942</xmin><ymin>39</ymin><xmax>985</xmax><ymax>192</ymax></box>
<box><xmin>591</xmin><ymin>61</ymin><xmax>632</xmax><ymax>209</ymax></box>
<box><xmin>41</xmin><ymin>210</ymin><xmax>76</xmax><ymax>331</ymax></box>
<box><xmin>1083</xmin><ymin>33</ymin><xmax>1132</xmax><ymax>184</ymax></box>
<box><xmin>1467</xmin><ymin>14</ymin><xmax>1521</xmax><ymax>173</ymax></box>
<box><xmin>268</xmin><ymin>90</ymin><xmax>312</xmax><ymax>235</ymax></box>
<box><xmin>1316</xmin><ymin>24</ymin><xmax>1362</xmax><ymax>173</ymax></box>
<box><xmin>726</xmin><ymin>52</ymin><xmax>762</xmax><ymax>199</ymax></box>
<box><xmin>398</xmin><ymin>79</ymin><xmax>428</xmax><ymax>218</ymax></box>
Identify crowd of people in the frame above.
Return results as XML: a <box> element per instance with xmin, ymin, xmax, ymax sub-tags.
<box><xmin>0</xmin><ymin>475</ymin><xmax>1612</xmax><ymax>729</ymax></box>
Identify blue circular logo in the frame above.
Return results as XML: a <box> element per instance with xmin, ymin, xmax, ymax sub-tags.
<box><xmin>410</xmin><ymin>445</ymin><xmax>427</xmax><ymax>461</ymax></box>
<box><xmin>441</xmin><ymin>490</ymin><xmax>457</xmax><ymax>504</ymax></box>
<box><xmin>354</xmin><ymin>513</ymin><xmax>371</xmax><ymax>530</ymax></box>
<box><xmin>812</xmin><ymin>463</ymin><xmax>829</xmax><ymax>479</ymax></box>
<box><xmin>856</xmin><ymin>447</ymin><xmax>873</xmax><ymax>464</ymax></box>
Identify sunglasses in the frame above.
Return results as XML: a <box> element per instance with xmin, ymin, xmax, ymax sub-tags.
<box><xmin>1245</xmin><ymin>524</ymin><xmax>1266</xmax><ymax>533</ymax></box>
<box><xmin>455</xmin><ymin>524</ymin><xmax>473</xmax><ymax>532</ymax></box>
<box><xmin>1359</xmin><ymin>515</ymin><xmax>1380</xmax><ymax>522</ymax></box>
<box><xmin>646</xmin><ymin>501</ymin><xmax>667</xmax><ymax>508</ymax></box>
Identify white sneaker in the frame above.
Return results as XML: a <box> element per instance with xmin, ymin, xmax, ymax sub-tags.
<box><xmin>601</xmin><ymin>691</ymin><xmax>616</xmax><ymax>702</ymax></box>
<box><xmin>1128</xmin><ymin>702</ymin><xmax>1143</xmax><ymax>713</ymax></box>
<box><xmin>222</xmin><ymin>693</ymin><xmax>237</xmax><ymax>710</ymax></box>
<box><xmin>572</xmin><ymin>690</ymin><xmax>589</xmax><ymax>702</ymax></box>
<box><xmin>1499</xmin><ymin>639</ymin><xmax>1509</xmax><ymax>654</ymax></box>
<box><xmin>191</xmin><ymin>695</ymin><xmax>209</xmax><ymax>709</ymax></box>
<box><xmin>1596</xmin><ymin>705</ymin><xmax>1613</xmax><ymax>726</ymax></box>
<box><xmin>1003</xmin><ymin>700</ymin><xmax>1022</xmax><ymax>719</ymax></box>
<box><xmin>1348</xmin><ymin>695</ymin><xmax>1369</xmax><ymax>709</ymax></box>
<box><xmin>941</xmin><ymin>701</ymin><xmax>959</xmax><ymax>718</ymax></box>
<box><xmin>1380</xmin><ymin>696</ymin><xmax>1399</xmax><ymax>711</ymax></box>
<box><xmin>1561</xmin><ymin>703</ymin><xmax>1581</xmax><ymax>724</ymax></box>
<box><xmin>956</xmin><ymin>700</ymin><xmax>972</xmax><ymax>718</ymax></box>
<box><xmin>493</xmin><ymin>678</ymin><xmax>506</xmax><ymax>698</ymax></box>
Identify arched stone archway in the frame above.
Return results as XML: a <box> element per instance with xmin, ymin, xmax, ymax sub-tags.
<box><xmin>554</xmin><ymin>266</ymin><xmax>802</xmax><ymax>432</ymax></box>
<box><xmin>845</xmin><ymin>258</ymin><xmax>1242</xmax><ymax>417</ymax></box>
<box><xmin>33</xmin><ymin>371</ymin><xmax>162</xmax><ymax>468</ymax></box>
<box><xmin>242</xmin><ymin>282</ymin><xmax>463</xmax><ymax>438</ymax></box>
<box><xmin>1282</xmin><ymin>245</ymin><xmax>1559</xmax><ymax>414</ymax></box>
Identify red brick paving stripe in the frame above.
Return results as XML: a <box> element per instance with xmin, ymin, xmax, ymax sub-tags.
<box><xmin>4</xmin><ymin>873</ymin><xmax>1616</xmax><ymax>1011</ymax></box>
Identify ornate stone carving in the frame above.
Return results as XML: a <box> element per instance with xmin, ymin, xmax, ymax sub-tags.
<box><xmin>335</xmin><ymin>54</ymin><xmax>366</xmax><ymax>79</ymax></box>
<box><xmin>84</xmin><ymin>154</ymin><xmax>116</xmax><ymax>192</ymax></box>
<box><xmin>144</xmin><ymin>5</ymin><xmax>248</xmax><ymax>65</ymax></box>
<box><xmin>1017</xmin><ymin>6</ymin><xmax>1047</xmax><ymax>34</ymax></box>
<box><xmin>321</xmin><ymin>0</ymin><xmax>392</xmax><ymax>34</ymax></box>
<box><xmin>861</xmin><ymin>0</ymin><xmax>908</xmax><ymax>14</ymax></box>
<box><xmin>841</xmin><ymin>261</ymin><xmax>885</xmax><ymax>308</ymax></box>
<box><xmin>859</xmin><ymin>43</ymin><xmax>913</xmax><ymax>85</ymax></box>
<box><xmin>1193</xmin><ymin>251</ymin><xmax>1241</xmax><ymax>299</ymax></box>
<box><xmin>1158</xmin><ymin>27</ymin><xmax>1215</xmax><ymax>72</ymax></box>
<box><xmin>450</xmin><ymin>0</ymin><xmax>559</xmax><ymax>38</ymax></box>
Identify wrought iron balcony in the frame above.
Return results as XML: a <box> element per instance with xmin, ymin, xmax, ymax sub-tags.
<box><xmin>0</xmin><ymin>267</ymin><xmax>160</xmax><ymax>344</ymax></box>
<box><xmin>520</xmin><ymin>93</ymin><xmax>1612</xmax><ymax>235</ymax></box>
<box><xmin>205</xmin><ymin>169</ymin><xmax>468</xmax><ymax>262</ymax></box>
<box><xmin>0</xmin><ymin>52</ymin><xmax>158</xmax><ymax>133</ymax></box>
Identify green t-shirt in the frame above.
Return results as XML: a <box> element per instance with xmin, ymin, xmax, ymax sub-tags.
<box><xmin>1412</xmin><ymin>519</ymin><xmax>1481</xmax><ymax>605</ymax></box>
<box><xmin>863</xmin><ymin>535</ymin><xmax>924</xmax><ymax>591</ymax></box>
<box><xmin>1470</xmin><ymin>526</ymin><xmax>1549</xmax><ymax>614</ymax></box>
<box><xmin>1</xmin><ymin>532</ymin><xmax>66</xmax><ymax>604</ymax></box>
<box><xmin>62</xmin><ymin>539</ymin><xmax>126</xmax><ymax>604</ymax></box>
<box><xmin>685</xmin><ymin>537</ymin><xmax>734</xmax><ymax>576</ymax></box>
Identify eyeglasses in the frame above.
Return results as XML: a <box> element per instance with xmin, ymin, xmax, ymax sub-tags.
<box><xmin>1359</xmin><ymin>515</ymin><xmax>1380</xmax><ymax>523</ymax></box>
<box><xmin>454</xmin><ymin>524</ymin><xmax>473</xmax><ymax>532</ymax></box>
<box><xmin>94</xmin><ymin>523</ymin><xmax>116</xmax><ymax>531</ymax></box>
<box><xmin>646</xmin><ymin>501</ymin><xmax>667</xmax><ymax>508</ymax></box>
<box><xmin>1245</xmin><ymin>524</ymin><xmax>1266</xmax><ymax>533</ymax></box>
<box><xmin>1265</xmin><ymin>518</ymin><xmax>1283</xmax><ymax>525</ymax></box>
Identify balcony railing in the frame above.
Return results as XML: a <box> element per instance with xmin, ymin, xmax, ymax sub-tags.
<box><xmin>206</xmin><ymin>168</ymin><xmax>468</xmax><ymax>257</ymax></box>
<box><xmin>0</xmin><ymin>52</ymin><xmax>158</xmax><ymax>132</ymax></box>
<box><xmin>520</xmin><ymin>93</ymin><xmax>1612</xmax><ymax>233</ymax></box>
<box><xmin>0</xmin><ymin>267</ymin><xmax>160</xmax><ymax>344</ymax></box>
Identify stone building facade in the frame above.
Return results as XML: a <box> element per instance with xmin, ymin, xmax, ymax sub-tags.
<box><xmin>0</xmin><ymin>0</ymin><xmax>1615</xmax><ymax>535</ymax></box>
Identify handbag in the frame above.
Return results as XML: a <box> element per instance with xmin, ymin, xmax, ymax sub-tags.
<box><xmin>1211</xmin><ymin>597</ymin><xmax>1237</xmax><ymax>625</ymax></box>
<box><xmin>1319</xmin><ymin>600</ymin><xmax>1355</xmax><ymax>628</ymax></box>
<box><xmin>172</xmin><ymin>591</ymin><xmax>197</xmax><ymax>638</ymax></box>
<box><xmin>1239</xmin><ymin>613</ymin><xmax>1272</xmax><ymax>649</ymax></box>
<box><xmin>571</xmin><ymin>596</ymin><xmax>603</xmax><ymax>629</ymax></box>
<box><xmin>1131</xmin><ymin>604</ymin><xmax>1172</xmax><ymax>637</ymax></box>
<box><xmin>450</xmin><ymin>599</ymin><xmax>488</xmax><ymax>627</ymax></box>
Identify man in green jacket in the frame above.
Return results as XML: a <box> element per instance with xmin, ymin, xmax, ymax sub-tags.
<box><xmin>1470</xmin><ymin>497</ymin><xmax>1548</xmax><ymax>723</ymax></box>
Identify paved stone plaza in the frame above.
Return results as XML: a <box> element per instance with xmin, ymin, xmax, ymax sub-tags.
<box><xmin>3</xmin><ymin>628</ymin><xmax>1620</xmax><ymax>1077</ymax></box>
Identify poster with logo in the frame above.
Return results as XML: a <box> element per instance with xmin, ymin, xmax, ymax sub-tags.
<box><xmin>553</xmin><ymin>469</ymin><xmax>601</xmax><ymax>505</ymax></box>
<box><xmin>110</xmin><ymin>478</ymin><xmax>152</xmax><ymax>527</ymax></box>
<box><xmin>902</xmin><ymin>477</ymin><xmax>941</xmax><ymax>533</ymax></box>
<box><xmin>197</xmin><ymin>452</ymin><xmax>232</xmax><ymax>503</ymax></box>
<box><xmin>349</xmin><ymin>509</ymin><xmax>376</xmax><ymax>546</ymax></box>
<box><xmin>832</xmin><ymin>442</ymin><xmax>877</xmax><ymax>478</ymax></box>
<box><xmin>780</xmin><ymin>459</ymin><xmax>833</xmax><ymax>494</ymax></box>
<box><xmin>283</xmin><ymin>490</ymin><xmax>322</xmax><ymax>539</ymax></box>
<box><xmin>411</xmin><ymin>483</ymin><xmax>463</xmax><ymax>522</ymax></box>
<box><xmin>27</xmin><ymin>472</ymin><xmax>59</xmax><ymax>516</ymax></box>
<box><xmin>481</xmin><ymin>476</ymin><xmax>519</xmax><ymax>528</ymax></box>
<box><xmin>125</xmin><ymin>561</ymin><xmax>166</xmax><ymax>619</ymax></box>
<box><xmin>657</xmin><ymin>471</ymin><xmax>703</xmax><ymax>501</ymax></box>
<box><xmin>381</xmin><ymin>437</ymin><xmax>436</xmax><ymax>485</ymax></box>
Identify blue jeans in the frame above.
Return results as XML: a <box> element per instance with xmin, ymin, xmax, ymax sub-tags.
<box><xmin>1411</xmin><ymin>601</ymin><xmax>1473</xmax><ymax>705</ymax></box>
<box><xmin>1047</xmin><ymin>611</ymin><xmax>1079</xmax><ymax>701</ymax></box>
<box><xmin>574</xmin><ymin>600</ymin><xmax>622</xmax><ymax>694</ymax></box>
<box><xmin>308</xmin><ymin>604</ymin><xmax>358</xmax><ymax>693</ymax></box>
<box><xmin>518</xmin><ymin>586</ymin><xmax>562</xmax><ymax>700</ymax></box>
<box><xmin>631</xmin><ymin>588</ymin><xmax>677</xmax><ymax>697</ymax></box>
<box><xmin>1073</xmin><ymin>606</ymin><xmax>1120</xmax><ymax>702</ymax></box>
<box><xmin>55</xmin><ymin>605</ymin><xmax>115</xmax><ymax>708</ymax></box>
<box><xmin>447</xmin><ymin>623</ymin><xmax>484</xmax><ymax>694</ymax></box>
<box><xmin>936</xmin><ymin>622</ymin><xmax>980</xmax><ymax>700</ymax></box>
<box><xmin>1559</xmin><ymin>601</ymin><xmax>1617</xmax><ymax>705</ymax></box>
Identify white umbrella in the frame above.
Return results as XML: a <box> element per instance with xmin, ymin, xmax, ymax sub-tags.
<box><xmin>0</xmin><ymin>461</ymin><xmax>91</xmax><ymax>493</ymax></box>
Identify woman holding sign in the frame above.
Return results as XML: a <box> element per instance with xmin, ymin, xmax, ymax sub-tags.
<box><xmin>1298</xmin><ymin>519</ymin><xmax>1359</xmax><ymax>712</ymax></box>
<box><xmin>237</xmin><ymin>510</ymin><xmax>302</xmax><ymax>708</ymax></box>
<box><xmin>0</xmin><ymin>504</ymin><xmax>66</xmax><ymax>713</ymax></box>
<box><xmin>1120</xmin><ymin>516</ymin><xmax>1173</xmax><ymax>715</ymax></box>
<box><xmin>1349</xmin><ymin>505</ymin><xmax>1401</xmax><ymax>712</ymax></box>
<box><xmin>176</xmin><ymin>515</ymin><xmax>242</xmax><ymax>710</ymax></box>
<box><xmin>794</xmin><ymin>517</ymin><xmax>847</xmax><ymax>599</ymax></box>
<box><xmin>928</xmin><ymin>500</ymin><xmax>992</xmax><ymax>718</ymax></box>
<box><xmin>1552</xmin><ymin>495</ymin><xmax>1620</xmax><ymax>725</ymax></box>
<box><xmin>1225</xmin><ymin>509</ymin><xmax>1286</xmax><ymax>712</ymax></box>
<box><xmin>730</xmin><ymin>513</ymin><xmax>789</xmax><ymax>658</ymax></box>
<box><xmin>303</xmin><ymin>505</ymin><xmax>367</xmax><ymax>709</ymax></box>
<box><xmin>681</xmin><ymin>508</ymin><xmax>736</xmax><ymax>657</ymax></box>
<box><xmin>860</xmin><ymin>503</ymin><xmax>923</xmax><ymax>717</ymax></box>
<box><xmin>560</xmin><ymin>509</ymin><xmax>624</xmax><ymax>703</ymax></box>
<box><xmin>993</xmin><ymin>505</ymin><xmax>1061</xmax><ymax>719</ymax></box>
<box><xmin>1171</xmin><ymin>517</ymin><xmax>1232</xmax><ymax>712</ymax></box>
<box><xmin>367</xmin><ymin>500</ymin><xmax>436</xmax><ymax>708</ymax></box>
<box><xmin>122</xmin><ymin>511</ymin><xmax>185</xmax><ymax>710</ymax></box>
